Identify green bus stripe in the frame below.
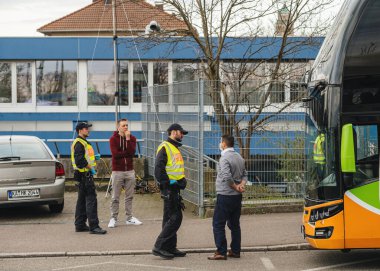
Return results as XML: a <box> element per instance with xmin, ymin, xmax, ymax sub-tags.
<box><xmin>350</xmin><ymin>181</ymin><xmax>380</xmax><ymax>209</ymax></box>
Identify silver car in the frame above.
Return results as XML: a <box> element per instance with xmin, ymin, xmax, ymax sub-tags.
<box><xmin>0</xmin><ymin>135</ymin><xmax>65</xmax><ymax>213</ymax></box>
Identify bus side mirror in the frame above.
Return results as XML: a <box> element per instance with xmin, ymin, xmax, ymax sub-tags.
<box><xmin>341</xmin><ymin>124</ymin><xmax>356</xmax><ymax>173</ymax></box>
<box><xmin>302</xmin><ymin>79</ymin><xmax>327</xmax><ymax>102</ymax></box>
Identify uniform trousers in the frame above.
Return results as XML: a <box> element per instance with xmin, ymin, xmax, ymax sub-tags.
<box><xmin>74</xmin><ymin>171</ymin><xmax>100</xmax><ymax>230</ymax></box>
<box><xmin>154</xmin><ymin>191</ymin><xmax>183</xmax><ymax>251</ymax></box>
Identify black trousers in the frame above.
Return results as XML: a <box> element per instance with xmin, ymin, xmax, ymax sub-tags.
<box><xmin>213</xmin><ymin>194</ymin><xmax>242</xmax><ymax>255</ymax></box>
<box><xmin>154</xmin><ymin>192</ymin><xmax>183</xmax><ymax>251</ymax></box>
<box><xmin>74</xmin><ymin>171</ymin><xmax>99</xmax><ymax>230</ymax></box>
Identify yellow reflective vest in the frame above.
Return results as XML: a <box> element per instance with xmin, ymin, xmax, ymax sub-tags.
<box><xmin>71</xmin><ymin>137</ymin><xmax>96</xmax><ymax>172</ymax></box>
<box><xmin>156</xmin><ymin>141</ymin><xmax>185</xmax><ymax>180</ymax></box>
<box><xmin>313</xmin><ymin>134</ymin><xmax>326</xmax><ymax>165</ymax></box>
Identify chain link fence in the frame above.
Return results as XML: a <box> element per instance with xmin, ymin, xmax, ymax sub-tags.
<box><xmin>142</xmin><ymin>80</ymin><xmax>307</xmax><ymax>215</ymax></box>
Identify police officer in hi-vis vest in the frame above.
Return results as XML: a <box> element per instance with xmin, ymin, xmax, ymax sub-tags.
<box><xmin>152</xmin><ymin>123</ymin><xmax>188</xmax><ymax>259</ymax></box>
<box><xmin>71</xmin><ymin>122</ymin><xmax>106</xmax><ymax>234</ymax></box>
<box><xmin>313</xmin><ymin>132</ymin><xmax>326</xmax><ymax>181</ymax></box>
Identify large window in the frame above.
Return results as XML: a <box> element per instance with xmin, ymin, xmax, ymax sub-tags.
<box><xmin>153</xmin><ymin>62</ymin><xmax>168</xmax><ymax>85</ymax></box>
<box><xmin>290</xmin><ymin>82</ymin><xmax>303</xmax><ymax>102</ymax></box>
<box><xmin>222</xmin><ymin>62</ymin><xmax>265</xmax><ymax>105</ymax></box>
<box><xmin>88</xmin><ymin>61</ymin><xmax>129</xmax><ymax>106</ymax></box>
<box><xmin>36</xmin><ymin>61</ymin><xmax>77</xmax><ymax>106</ymax></box>
<box><xmin>344</xmin><ymin>0</ymin><xmax>380</xmax><ymax>78</ymax></box>
<box><xmin>342</xmin><ymin>0</ymin><xmax>380</xmax><ymax>113</ymax></box>
<box><xmin>88</xmin><ymin>61</ymin><xmax>115</xmax><ymax>106</ymax></box>
<box><xmin>173</xmin><ymin>63</ymin><xmax>199</xmax><ymax>82</ymax></box>
<box><xmin>305</xmin><ymin>127</ymin><xmax>340</xmax><ymax>204</ymax></box>
<box><xmin>304</xmin><ymin>89</ymin><xmax>340</xmax><ymax>205</ymax></box>
<box><xmin>0</xmin><ymin>63</ymin><xmax>11</xmax><ymax>103</ymax></box>
<box><xmin>270</xmin><ymin>81</ymin><xmax>285</xmax><ymax>103</ymax></box>
<box><xmin>119</xmin><ymin>61</ymin><xmax>129</xmax><ymax>105</ymax></box>
<box><xmin>133</xmin><ymin>62</ymin><xmax>148</xmax><ymax>103</ymax></box>
<box><xmin>153</xmin><ymin>62</ymin><xmax>169</xmax><ymax>103</ymax></box>
<box><xmin>17</xmin><ymin>63</ymin><xmax>32</xmax><ymax>103</ymax></box>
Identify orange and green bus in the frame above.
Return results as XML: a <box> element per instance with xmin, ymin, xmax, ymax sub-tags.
<box><xmin>302</xmin><ymin>0</ymin><xmax>380</xmax><ymax>250</ymax></box>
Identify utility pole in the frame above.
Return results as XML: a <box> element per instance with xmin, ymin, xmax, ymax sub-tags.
<box><xmin>112</xmin><ymin>0</ymin><xmax>119</xmax><ymax>128</ymax></box>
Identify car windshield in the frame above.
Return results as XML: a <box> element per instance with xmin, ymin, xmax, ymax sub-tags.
<box><xmin>0</xmin><ymin>141</ymin><xmax>51</xmax><ymax>160</ymax></box>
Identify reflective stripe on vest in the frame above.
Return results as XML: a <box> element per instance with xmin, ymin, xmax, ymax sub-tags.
<box><xmin>157</xmin><ymin>141</ymin><xmax>185</xmax><ymax>180</ymax></box>
<box><xmin>313</xmin><ymin>134</ymin><xmax>326</xmax><ymax>165</ymax></box>
<box><xmin>71</xmin><ymin>138</ymin><xmax>96</xmax><ymax>172</ymax></box>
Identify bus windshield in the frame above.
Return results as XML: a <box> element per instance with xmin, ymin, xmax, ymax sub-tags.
<box><xmin>304</xmin><ymin>87</ymin><xmax>341</xmax><ymax>205</ymax></box>
<box><xmin>304</xmin><ymin>127</ymin><xmax>340</xmax><ymax>204</ymax></box>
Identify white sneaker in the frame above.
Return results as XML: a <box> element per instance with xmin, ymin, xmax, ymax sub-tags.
<box><xmin>108</xmin><ymin>218</ymin><xmax>117</xmax><ymax>228</ymax></box>
<box><xmin>126</xmin><ymin>216</ymin><xmax>142</xmax><ymax>225</ymax></box>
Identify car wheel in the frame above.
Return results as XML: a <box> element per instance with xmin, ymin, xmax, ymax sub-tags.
<box><xmin>49</xmin><ymin>200</ymin><xmax>64</xmax><ymax>213</ymax></box>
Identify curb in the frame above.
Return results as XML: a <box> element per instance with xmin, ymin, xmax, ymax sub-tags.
<box><xmin>0</xmin><ymin>243</ymin><xmax>312</xmax><ymax>259</ymax></box>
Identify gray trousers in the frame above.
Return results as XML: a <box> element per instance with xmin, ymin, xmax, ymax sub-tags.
<box><xmin>110</xmin><ymin>170</ymin><xmax>136</xmax><ymax>220</ymax></box>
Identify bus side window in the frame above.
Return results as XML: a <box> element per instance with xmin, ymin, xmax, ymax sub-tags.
<box><xmin>352</xmin><ymin>124</ymin><xmax>379</xmax><ymax>186</ymax></box>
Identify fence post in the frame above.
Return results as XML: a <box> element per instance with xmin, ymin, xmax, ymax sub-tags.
<box><xmin>198</xmin><ymin>79</ymin><xmax>205</xmax><ymax>217</ymax></box>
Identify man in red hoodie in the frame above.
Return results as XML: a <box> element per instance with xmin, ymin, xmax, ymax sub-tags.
<box><xmin>108</xmin><ymin>118</ymin><xmax>142</xmax><ymax>228</ymax></box>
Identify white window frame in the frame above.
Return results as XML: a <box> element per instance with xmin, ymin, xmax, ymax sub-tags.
<box><xmin>152</xmin><ymin>61</ymin><xmax>172</xmax><ymax>112</ymax></box>
<box><xmin>35</xmin><ymin>60</ymin><xmax>79</xmax><ymax>113</ymax></box>
<box><xmin>0</xmin><ymin>60</ymin><xmax>175</xmax><ymax>113</ymax></box>
<box><xmin>0</xmin><ymin>61</ymin><xmax>36</xmax><ymax>112</ymax></box>
<box><xmin>86</xmin><ymin>60</ymin><xmax>130</xmax><ymax>113</ymax></box>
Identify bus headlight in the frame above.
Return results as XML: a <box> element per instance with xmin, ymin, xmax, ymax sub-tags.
<box><xmin>309</xmin><ymin>203</ymin><xmax>343</xmax><ymax>222</ymax></box>
<box><xmin>315</xmin><ymin>227</ymin><xmax>334</xmax><ymax>238</ymax></box>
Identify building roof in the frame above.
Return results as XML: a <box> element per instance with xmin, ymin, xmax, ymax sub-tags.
<box><xmin>0</xmin><ymin>37</ymin><xmax>323</xmax><ymax>61</ymax></box>
<box><xmin>37</xmin><ymin>0</ymin><xmax>188</xmax><ymax>36</ymax></box>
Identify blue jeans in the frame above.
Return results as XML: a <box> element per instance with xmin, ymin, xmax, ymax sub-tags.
<box><xmin>213</xmin><ymin>194</ymin><xmax>242</xmax><ymax>255</ymax></box>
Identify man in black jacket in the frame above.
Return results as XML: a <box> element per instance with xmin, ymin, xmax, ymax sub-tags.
<box><xmin>72</xmin><ymin>122</ymin><xmax>106</xmax><ymax>235</ymax></box>
<box><xmin>152</xmin><ymin>123</ymin><xmax>188</xmax><ymax>259</ymax></box>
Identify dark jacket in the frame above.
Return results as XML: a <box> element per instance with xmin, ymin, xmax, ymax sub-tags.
<box><xmin>74</xmin><ymin>136</ymin><xmax>90</xmax><ymax>170</ymax></box>
<box><xmin>154</xmin><ymin>137</ymin><xmax>186</xmax><ymax>190</ymax></box>
<box><xmin>109</xmin><ymin>131</ymin><xmax>136</xmax><ymax>171</ymax></box>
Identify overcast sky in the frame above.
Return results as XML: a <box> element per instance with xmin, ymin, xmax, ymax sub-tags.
<box><xmin>0</xmin><ymin>0</ymin><xmax>92</xmax><ymax>36</ymax></box>
<box><xmin>0</xmin><ymin>0</ymin><xmax>343</xmax><ymax>37</ymax></box>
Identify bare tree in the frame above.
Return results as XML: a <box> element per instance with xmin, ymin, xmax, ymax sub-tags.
<box><xmin>147</xmin><ymin>0</ymin><xmax>337</xmax><ymax>159</ymax></box>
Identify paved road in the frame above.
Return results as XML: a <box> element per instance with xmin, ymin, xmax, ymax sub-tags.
<box><xmin>2</xmin><ymin>250</ymin><xmax>380</xmax><ymax>271</ymax></box>
<box><xmin>3</xmin><ymin>191</ymin><xmax>378</xmax><ymax>270</ymax></box>
<box><xmin>0</xmin><ymin>192</ymin><xmax>306</xmax><ymax>254</ymax></box>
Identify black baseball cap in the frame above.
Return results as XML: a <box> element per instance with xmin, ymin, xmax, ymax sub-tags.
<box><xmin>76</xmin><ymin>122</ymin><xmax>92</xmax><ymax>132</ymax></box>
<box><xmin>167</xmin><ymin>123</ymin><xmax>188</xmax><ymax>135</ymax></box>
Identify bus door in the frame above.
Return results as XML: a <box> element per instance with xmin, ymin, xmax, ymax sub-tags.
<box><xmin>343</xmin><ymin>123</ymin><xmax>380</xmax><ymax>248</ymax></box>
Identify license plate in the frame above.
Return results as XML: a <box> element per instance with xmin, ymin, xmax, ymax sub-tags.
<box><xmin>8</xmin><ymin>189</ymin><xmax>40</xmax><ymax>200</ymax></box>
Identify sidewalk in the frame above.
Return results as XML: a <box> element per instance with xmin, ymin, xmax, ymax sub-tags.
<box><xmin>0</xmin><ymin>192</ymin><xmax>309</xmax><ymax>258</ymax></box>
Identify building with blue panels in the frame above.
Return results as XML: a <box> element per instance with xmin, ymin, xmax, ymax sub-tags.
<box><xmin>0</xmin><ymin>37</ymin><xmax>322</xmax><ymax>156</ymax></box>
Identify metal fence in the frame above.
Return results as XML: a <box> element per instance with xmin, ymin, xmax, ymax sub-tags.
<box><xmin>142</xmin><ymin>80</ymin><xmax>307</xmax><ymax>215</ymax></box>
<box><xmin>142</xmin><ymin>81</ymin><xmax>204</xmax><ymax>212</ymax></box>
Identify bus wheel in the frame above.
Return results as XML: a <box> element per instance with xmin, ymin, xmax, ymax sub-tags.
<box><xmin>341</xmin><ymin>249</ymin><xmax>351</xmax><ymax>253</ymax></box>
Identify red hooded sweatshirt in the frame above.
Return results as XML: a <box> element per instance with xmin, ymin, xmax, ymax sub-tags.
<box><xmin>109</xmin><ymin>131</ymin><xmax>136</xmax><ymax>171</ymax></box>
